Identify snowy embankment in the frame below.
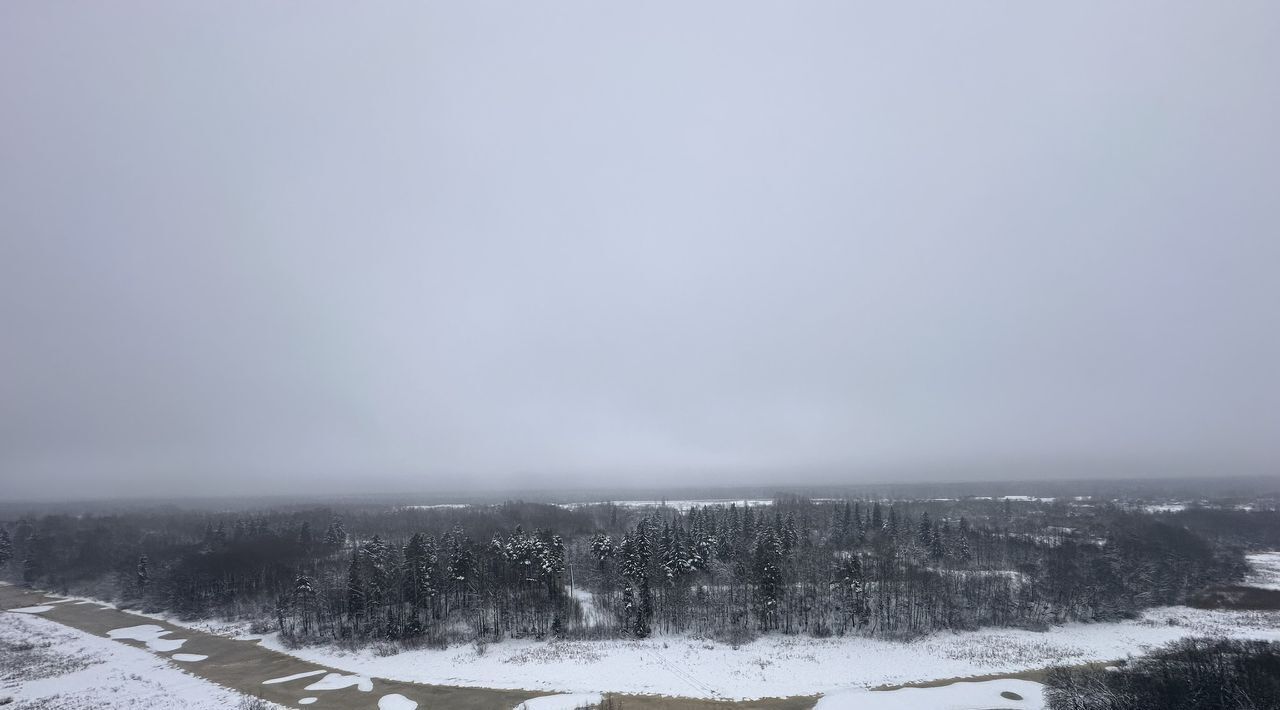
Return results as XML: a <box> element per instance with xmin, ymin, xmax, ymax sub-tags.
<box><xmin>258</xmin><ymin>605</ymin><xmax>1280</xmax><ymax>700</ymax></box>
<box><xmin>0</xmin><ymin>611</ymin><xmax>279</xmax><ymax>709</ymax></box>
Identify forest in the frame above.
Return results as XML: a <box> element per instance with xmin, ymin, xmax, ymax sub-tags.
<box><xmin>1045</xmin><ymin>637</ymin><xmax>1280</xmax><ymax>710</ymax></box>
<box><xmin>1</xmin><ymin>497</ymin><xmax>1275</xmax><ymax>647</ymax></box>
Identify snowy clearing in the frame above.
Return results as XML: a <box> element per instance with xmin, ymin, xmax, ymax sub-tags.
<box><xmin>260</xmin><ymin>605</ymin><xmax>1280</xmax><ymax>700</ymax></box>
<box><xmin>815</xmin><ymin>679</ymin><xmax>1045</xmax><ymax>710</ymax></box>
<box><xmin>515</xmin><ymin>692</ymin><xmax>605</xmax><ymax>710</ymax></box>
<box><xmin>1246</xmin><ymin>552</ymin><xmax>1280</xmax><ymax>590</ymax></box>
<box><xmin>0</xmin><ymin>611</ymin><xmax>278</xmax><ymax>710</ymax></box>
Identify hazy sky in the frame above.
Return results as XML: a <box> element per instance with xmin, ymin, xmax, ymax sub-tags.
<box><xmin>2</xmin><ymin>2</ymin><xmax>1278</xmax><ymax>499</ymax></box>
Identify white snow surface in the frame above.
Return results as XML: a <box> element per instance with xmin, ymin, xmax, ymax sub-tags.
<box><xmin>568</xmin><ymin>586</ymin><xmax>606</xmax><ymax>627</ymax></box>
<box><xmin>305</xmin><ymin>671</ymin><xmax>374</xmax><ymax>692</ymax></box>
<box><xmin>261</xmin><ymin>605</ymin><xmax>1280</xmax><ymax>700</ymax></box>
<box><xmin>171</xmin><ymin>653</ymin><xmax>209</xmax><ymax>662</ymax></box>
<box><xmin>299</xmin><ymin>698</ymin><xmax>318</xmax><ymax>705</ymax></box>
<box><xmin>107</xmin><ymin>624</ymin><xmax>188</xmax><ymax>652</ymax></box>
<box><xmin>815</xmin><ymin>679</ymin><xmax>1045</xmax><ymax>710</ymax></box>
<box><xmin>1142</xmin><ymin>503</ymin><xmax>1188</xmax><ymax>513</ymax></box>
<box><xmin>0</xmin><ymin>611</ymin><xmax>281</xmax><ymax>710</ymax></box>
<box><xmin>263</xmin><ymin>669</ymin><xmax>327</xmax><ymax>684</ymax></box>
<box><xmin>1245</xmin><ymin>552</ymin><xmax>1280</xmax><ymax>590</ymax></box>
<box><xmin>11</xmin><ymin>605</ymin><xmax>55</xmax><ymax>613</ymax></box>
<box><xmin>558</xmin><ymin>499</ymin><xmax>774</xmax><ymax>512</ymax></box>
<box><xmin>515</xmin><ymin>692</ymin><xmax>604</xmax><ymax>710</ymax></box>
<box><xmin>379</xmin><ymin>693</ymin><xmax>420</xmax><ymax>710</ymax></box>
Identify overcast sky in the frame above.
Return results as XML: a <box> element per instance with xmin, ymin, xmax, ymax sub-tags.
<box><xmin>2</xmin><ymin>2</ymin><xmax>1278</xmax><ymax>500</ymax></box>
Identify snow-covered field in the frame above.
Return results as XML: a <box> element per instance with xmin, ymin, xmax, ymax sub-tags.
<box><xmin>558</xmin><ymin>499</ymin><xmax>776</xmax><ymax>512</ymax></box>
<box><xmin>12</xmin><ymin>551</ymin><xmax>1277</xmax><ymax>708</ymax></box>
<box><xmin>239</xmin><ymin>550</ymin><xmax>1280</xmax><ymax>702</ymax></box>
<box><xmin>258</xmin><ymin>605</ymin><xmax>1280</xmax><ymax>700</ymax></box>
<box><xmin>0</xmin><ymin>611</ymin><xmax>277</xmax><ymax>710</ymax></box>
<box><xmin>1246</xmin><ymin>552</ymin><xmax>1280</xmax><ymax>591</ymax></box>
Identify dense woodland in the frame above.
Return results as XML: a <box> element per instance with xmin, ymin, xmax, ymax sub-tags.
<box><xmin>1</xmin><ymin>497</ymin><xmax>1276</xmax><ymax>647</ymax></box>
<box><xmin>1045</xmin><ymin>638</ymin><xmax>1280</xmax><ymax>710</ymax></box>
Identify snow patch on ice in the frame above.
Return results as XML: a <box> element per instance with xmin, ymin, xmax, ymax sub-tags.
<box><xmin>300</xmin><ymin>699</ymin><xmax>318</xmax><ymax>705</ymax></box>
<box><xmin>172</xmin><ymin>653</ymin><xmax>209</xmax><ymax>662</ymax></box>
<box><xmin>515</xmin><ymin>692</ymin><xmax>604</xmax><ymax>709</ymax></box>
<box><xmin>11</xmin><ymin>605</ymin><xmax>55</xmax><ymax>613</ymax></box>
<box><xmin>107</xmin><ymin>624</ymin><xmax>187</xmax><ymax>652</ymax></box>
<box><xmin>263</xmin><ymin>669</ymin><xmax>327</xmax><ymax>684</ymax></box>
<box><xmin>379</xmin><ymin>693</ymin><xmax>419</xmax><ymax>710</ymax></box>
<box><xmin>305</xmin><ymin>672</ymin><xmax>374</xmax><ymax>692</ymax></box>
<box><xmin>815</xmin><ymin>679</ymin><xmax>1045</xmax><ymax>709</ymax></box>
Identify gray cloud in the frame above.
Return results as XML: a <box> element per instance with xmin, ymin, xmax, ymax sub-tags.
<box><xmin>2</xmin><ymin>2</ymin><xmax>1278</xmax><ymax>499</ymax></box>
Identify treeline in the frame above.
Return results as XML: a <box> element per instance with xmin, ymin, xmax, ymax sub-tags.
<box><xmin>0</xmin><ymin>500</ymin><xmax>1269</xmax><ymax>646</ymax></box>
<box><xmin>1046</xmin><ymin>638</ymin><xmax>1280</xmax><ymax>710</ymax></box>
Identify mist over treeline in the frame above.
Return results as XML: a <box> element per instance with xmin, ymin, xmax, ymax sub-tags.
<box><xmin>3</xmin><ymin>475</ymin><xmax>1276</xmax><ymax>518</ymax></box>
<box><xmin>4</xmin><ymin>485</ymin><xmax>1278</xmax><ymax>649</ymax></box>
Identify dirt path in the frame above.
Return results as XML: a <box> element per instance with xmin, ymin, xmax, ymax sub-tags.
<box><xmin>0</xmin><ymin>584</ymin><xmax>814</xmax><ymax>710</ymax></box>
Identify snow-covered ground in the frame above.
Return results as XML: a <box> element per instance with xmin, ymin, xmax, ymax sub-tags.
<box><xmin>558</xmin><ymin>499</ymin><xmax>775</xmax><ymax>512</ymax></box>
<box><xmin>0</xmin><ymin>611</ymin><xmax>279</xmax><ymax>709</ymax></box>
<box><xmin>241</xmin><ymin>550</ymin><xmax>1280</xmax><ymax>701</ymax></box>
<box><xmin>1246</xmin><ymin>552</ymin><xmax>1280</xmax><ymax>590</ymax></box>
<box><xmin>1141</xmin><ymin>503</ymin><xmax>1188</xmax><ymax>513</ymax></box>
<box><xmin>258</xmin><ymin>605</ymin><xmax>1280</xmax><ymax>700</ymax></box>
<box><xmin>515</xmin><ymin>692</ymin><xmax>604</xmax><ymax>710</ymax></box>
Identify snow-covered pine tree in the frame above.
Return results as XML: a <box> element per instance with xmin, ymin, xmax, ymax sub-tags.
<box><xmin>346</xmin><ymin>548</ymin><xmax>366</xmax><ymax>622</ymax></box>
<box><xmin>752</xmin><ymin>526</ymin><xmax>783</xmax><ymax>630</ymax></box>
<box><xmin>136</xmin><ymin>553</ymin><xmax>150</xmax><ymax>590</ymax></box>
<box><xmin>323</xmin><ymin>518</ymin><xmax>346</xmax><ymax>548</ymax></box>
<box><xmin>918</xmin><ymin>512</ymin><xmax>933</xmax><ymax>548</ymax></box>
<box><xmin>291</xmin><ymin>573</ymin><xmax>318</xmax><ymax>636</ymax></box>
<box><xmin>402</xmin><ymin>532</ymin><xmax>438</xmax><ymax>612</ymax></box>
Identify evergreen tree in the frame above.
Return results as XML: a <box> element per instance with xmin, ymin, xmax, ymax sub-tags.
<box><xmin>753</xmin><ymin>527</ymin><xmax>783</xmax><ymax>629</ymax></box>
<box><xmin>346</xmin><ymin>548</ymin><xmax>365</xmax><ymax>621</ymax></box>
<box><xmin>0</xmin><ymin>528</ymin><xmax>11</xmax><ymax>567</ymax></box>
<box><xmin>292</xmin><ymin>573</ymin><xmax>318</xmax><ymax>635</ymax></box>
<box><xmin>590</xmin><ymin>533</ymin><xmax>615</xmax><ymax>570</ymax></box>
<box><xmin>918</xmin><ymin>512</ymin><xmax>933</xmax><ymax>548</ymax></box>
<box><xmin>324</xmin><ymin>518</ymin><xmax>346</xmax><ymax>548</ymax></box>
<box><xmin>403</xmin><ymin>533</ymin><xmax>438</xmax><ymax>611</ymax></box>
<box><xmin>136</xmin><ymin>554</ymin><xmax>150</xmax><ymax>590</ymax></box>
<box><xmin>930</xmin><ymin>527</ymin><xmax>947</xmax><ymax>560</ymax></box>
